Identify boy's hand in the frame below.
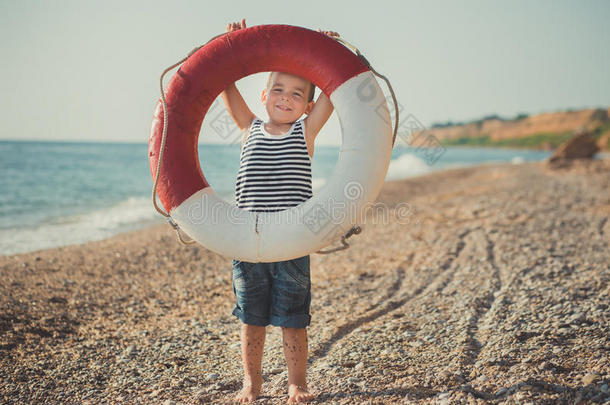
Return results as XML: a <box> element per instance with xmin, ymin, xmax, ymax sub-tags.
<box><xmin>227</xmin><ymin>18</ymin><xmax>247</xmax><ymax>33</ymax></box>
<box><xmin>317</xmin><ymin>29</ymin><xmax>340</xmax><ymax>38</ymax></box>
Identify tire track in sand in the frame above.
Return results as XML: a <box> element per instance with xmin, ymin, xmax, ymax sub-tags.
<box><xmin>450</xmin><ymin>229</ymin><xmax>502</xmax><ymax>378</ymax></box>
<box><xmin>308</xmin><ymin>229</ymin><xmax>472</xmax><ymax>364</ymax></box>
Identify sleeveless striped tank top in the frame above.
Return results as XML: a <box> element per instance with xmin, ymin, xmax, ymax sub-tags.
<box><xmin>235</xmin><ymin>118</ymin><xmax>313</xmax><ymax>212</ymax></box>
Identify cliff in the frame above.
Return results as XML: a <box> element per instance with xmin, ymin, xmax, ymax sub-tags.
<box><xmin>428</xmin><ymin>107</ymin><xmax>610</xmax><ymax>150</ymax></box>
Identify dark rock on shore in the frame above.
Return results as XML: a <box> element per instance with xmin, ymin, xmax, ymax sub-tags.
<box><xmin>547</xmin><ymin>129</ymin><xmax>600</xmax><ymax>168</ymax></box>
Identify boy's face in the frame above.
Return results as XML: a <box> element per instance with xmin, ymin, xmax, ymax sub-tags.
<box><xmin>261</xmin><ymin>72</ymin><xmax>314</xmax><ymax>125</ymax></box>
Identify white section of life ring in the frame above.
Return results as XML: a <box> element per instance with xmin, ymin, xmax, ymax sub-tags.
<box><xmin>169</xmin><ymin>71</ymin><xmax>392</xmax><ymax>261</ymax></box>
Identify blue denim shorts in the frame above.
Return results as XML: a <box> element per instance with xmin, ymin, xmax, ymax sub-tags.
<box><xmin>231</xmin><ymin>255</ymin><xmax>311</xmax><ymax>328</ymax></box>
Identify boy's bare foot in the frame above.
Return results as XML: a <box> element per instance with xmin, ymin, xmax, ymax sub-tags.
<box><xmin>234</xmin><ymin>380</ymin><xmax>262</xmax><ymax>403</ymax></box>
<box><xmin>287</xmin><ymin>384</ymin><xmax>314</xmax><ymax>403</ymax></box>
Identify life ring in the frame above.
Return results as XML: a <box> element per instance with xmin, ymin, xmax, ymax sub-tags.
<box><xmin>149</xmin><ymin>24</ymin><xmax>392</xmax><ymax>262</ymax></box>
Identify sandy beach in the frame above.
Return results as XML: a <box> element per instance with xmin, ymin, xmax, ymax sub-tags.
<box><xmin>1</xmin><ymin>159</ymin><xmax>609</xmax><ymax>404</ymax></box>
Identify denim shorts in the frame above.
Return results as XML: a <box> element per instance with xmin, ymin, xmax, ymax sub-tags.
<box><xmin>231</xmin><ymin>255</ymin><xmax>311</xmax><ymax>328</ymax></box>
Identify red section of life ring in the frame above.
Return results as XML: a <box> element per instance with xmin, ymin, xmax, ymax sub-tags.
<box><xmin>148</xmin><ymin>24</ymin><xmax>369</xmax><ymax>212</ymax></box>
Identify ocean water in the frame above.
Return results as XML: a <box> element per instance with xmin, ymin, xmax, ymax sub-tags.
<box><xmin>0</xmin><ymin>140</ymin><xmax>552</xmax><ymax>255</ymax></box>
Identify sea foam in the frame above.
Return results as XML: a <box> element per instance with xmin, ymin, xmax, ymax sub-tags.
<box><xmin>0</xmin><ymin>197</ymin><xmax>163</xmax><ymax>255</ymax></box>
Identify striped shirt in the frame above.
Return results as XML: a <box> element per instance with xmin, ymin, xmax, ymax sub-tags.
<box><xmin>235</xmin><ymin>118</ymin><xmax>313</xmax><ymax>212</ymax></box>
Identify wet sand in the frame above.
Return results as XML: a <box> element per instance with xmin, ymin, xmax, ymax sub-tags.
<box><xmin>1</xmin><ymin>159</ymin><xmax>609</xmax><ymax>404</ymax></box>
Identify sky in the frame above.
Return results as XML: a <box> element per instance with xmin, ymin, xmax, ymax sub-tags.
<box><xmin>0</xmin><ymin>0</ymin><xmax>608</xmax><ymax>145</ymax></box>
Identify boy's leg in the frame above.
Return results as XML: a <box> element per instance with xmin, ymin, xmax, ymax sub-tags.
<box><xmin>231</xmin><ymin>259</ymin><xmax>272</xmax><ymax>402</ymax></box>
<box><xmin>270</xmin><ymin>255</ymin><xmax>313</xmax><ymax>402</ymax></box>
<box><xmin>235</xmin><ymin>323</ymin><xmax>266</xmax><ymax>403</ymax></box>
<box><xmin>282</xmin><ymin>327</ymin><xmax>314</xmax><ymax>403</ymax></box>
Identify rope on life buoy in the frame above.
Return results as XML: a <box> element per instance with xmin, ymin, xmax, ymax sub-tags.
<box><xmin>315</xmin><ymin>225</ymin><xmax>362</xmax><ymax>254</ymax></box>
<box><xmin>151</xmin><ymin>35</ymin><xmax>224</xmax><ymax>245</ymax></box>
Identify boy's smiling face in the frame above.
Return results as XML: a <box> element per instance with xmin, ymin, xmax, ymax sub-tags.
<box><xmin>262</xmin><ymin>72</ymin><xmax>314</xmax><ymax>125</ymax></box>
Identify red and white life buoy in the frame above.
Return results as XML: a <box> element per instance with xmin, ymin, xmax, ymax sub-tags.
<box><xmin>149</xmin><ymin>24</ymin><xmax>392</xmax><ymax>262</ymax></box>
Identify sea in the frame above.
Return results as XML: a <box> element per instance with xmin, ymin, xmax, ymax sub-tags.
<box><xmin>0</xmin><ymin>140</ymin><xmax>553</xmax><ymax>255</ymax></box>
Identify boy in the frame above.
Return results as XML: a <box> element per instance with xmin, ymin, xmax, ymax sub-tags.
<box><xmin>221</xmin><ymin>19</ymin><xmax>337</xmax><ymax>403</ymax></box>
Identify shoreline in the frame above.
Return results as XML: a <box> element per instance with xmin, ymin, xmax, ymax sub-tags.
<box><xmin>1</xmin><ymin>158</ymin><xmax>554</xmax><ymax>258</ymax></box>
<box><xmin>1</xmin><ymin>159</ymin><xmax>609</xmax><ymax>404</ymax></box>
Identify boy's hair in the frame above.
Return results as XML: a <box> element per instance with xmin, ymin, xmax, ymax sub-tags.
<box><xmin>266</xmin><ymin>72</ymin><xmax>315</xmax><ymax>102</ymax></box>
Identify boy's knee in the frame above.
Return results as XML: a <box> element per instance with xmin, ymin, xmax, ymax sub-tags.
<box><xmin>244</xmin><ymin>324</ymin><xmax>266</xmax><ymax>332</ymax></box>
<box><xmin>281</xmin><ymin>326</ymin><xmax>307</xmax><ymax>333</ymax></box>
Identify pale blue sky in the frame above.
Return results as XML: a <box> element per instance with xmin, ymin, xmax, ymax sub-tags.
<box><xmin>1</xmin><ymin>0</ymin><xmax>608</xmax><ymax>145</ymax></box>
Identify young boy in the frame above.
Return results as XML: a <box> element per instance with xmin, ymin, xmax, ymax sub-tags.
<box><xmin>221</xmin><ymin>19</ymin><xmax>337</xmax><ymax>403</ymax></box>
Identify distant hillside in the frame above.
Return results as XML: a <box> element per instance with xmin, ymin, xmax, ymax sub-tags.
<box><xmin>428</xmin><ymin>107</ymin><xmax>610</xmax><ymax>150</ymax></box>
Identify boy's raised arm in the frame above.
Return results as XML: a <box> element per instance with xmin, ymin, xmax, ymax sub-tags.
<box><xmin>303</xmin><ymin>92</ymin><xmax>334</xmax><ymax>145</ymax></box>
<box><xmin>220</xmin><ymin>19</ymin><xmax>256</xmax><ymax>132</ymax></box>
<box><xmin>303</xmin><ymin>29</ymin><xmax>341</xmax><ymax>148</ymax></box>
<box><xmin>221</xmin><ymin>83</ymin><xmax>256</xmax><ymax>130</ymax></box>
